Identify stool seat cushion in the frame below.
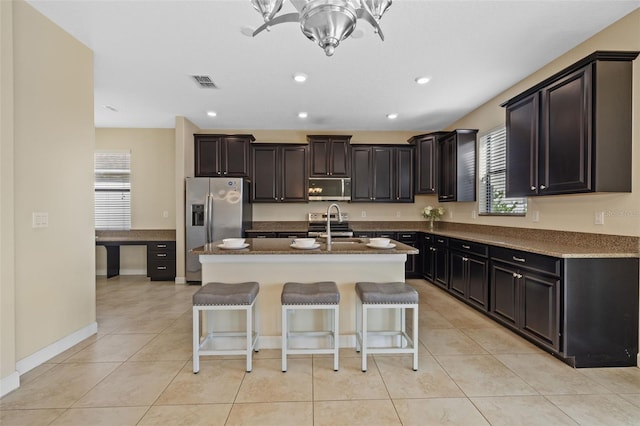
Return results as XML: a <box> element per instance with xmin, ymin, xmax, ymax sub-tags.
<box><xmin>193</xmin><ymin>282</ymin><xmax>259</xmax><ymax>306</ymax></box>
<box><xmin>281</xmin><ymin>281</ymin><xmax>340</xmax><ymax>305</ymax></box>
<box><xmin>355</xmin><ymin>282</ymin><xmax>418</xmax><ymax>304</ymax></box>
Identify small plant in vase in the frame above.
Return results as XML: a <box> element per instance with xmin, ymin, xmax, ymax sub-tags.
<box><xmin>422</xmin><ymin>205</ymin><xmax>445</xmax><ymax>231</ymax></box>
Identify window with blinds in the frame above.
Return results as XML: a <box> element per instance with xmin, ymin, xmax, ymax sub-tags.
<box><xmin>479</xmin><ymin>127</ymin><xmax>527</xmax><ymax>215</ymax></box>
<box><xmin>95</xmin><ymin>151</ymin><xmax>131</xmax><ymax>230</ymax></box>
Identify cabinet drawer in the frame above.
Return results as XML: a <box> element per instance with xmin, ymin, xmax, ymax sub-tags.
<box><xmin>277</xmin><ymin>232</ymin><xmax>308</xmax><ymax>238</ymax></box>
<box><xmin>397</xmin><ymin>232</ymin><xmax>417</xmax><ymax>242</ymax></box>
<box><xmin>246</xmin><ymin>232</ymin><xmax>277</xmax><ymax>238</ymax></box>
<box><xmin>490</xmin><ymin>246</ymin><xmax>560</xmax><ymax>276</ymax></box>
<box><xmin>450</xmin><ymin>239</ymin><xmax>488</xmax><ymax>258</ymax></box>
<box><xmin>353</xmin><ymin>231</ymin><xmax>375</xmax><ymax>238</ymax></box>
<box><xmin>433</xmin><ymin>236</ymin><xmax>448</xmax><ymax>247</ymax></box>
<box><xmin>148</xmin><ymin>241</ymin><xmax>176</xmax><ymax>253</ymax></box>
<box><xmin>148</xmin><ymin>260</ymin><xmax>176</xmax><ymax>281</ymax></box>
<box><xmin>376</xmin><ymin>231</ymin><xmax>397</xmax><ymax>239</ymax></box>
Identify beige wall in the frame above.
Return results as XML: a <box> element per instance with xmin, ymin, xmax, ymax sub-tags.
<box><xmin>94</xmin><ymin>128</ymin><xmax>176</xmax><ymax>274</ymax></box>
<box><xmin>446</xmin><ymin>9</ymin><xmax>640</xmax><ymax>238</ymax></box>
<box><xmin>1</xmin><ymin>0</ymin><xmax>17</xmax><ymax>387</ymax></box>
<box><xmin>2</xmin><ymin>0</ymin><xmax>96</xmax><ymax>392</ymax></box>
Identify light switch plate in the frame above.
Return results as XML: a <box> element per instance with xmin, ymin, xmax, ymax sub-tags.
<box><xmin>32</xmin><ymin>212</ymin><xmax>48</xmax><ymax>228</ymax></box>
<box><xmin>595</xmin><ymin>211</ymin><xmax>604</xmax><ymax>225</ymax></box>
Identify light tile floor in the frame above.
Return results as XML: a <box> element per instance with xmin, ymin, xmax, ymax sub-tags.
<box><xmin>2</xmin><ymin>275</ymin><xmax>640</xmax><ymax>425</ymax></box>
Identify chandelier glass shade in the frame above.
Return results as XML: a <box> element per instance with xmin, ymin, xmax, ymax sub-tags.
<box><xmin>250</xmin><ymin>0</ymin><xmax>392</xmax><ymax>56</ymax></box>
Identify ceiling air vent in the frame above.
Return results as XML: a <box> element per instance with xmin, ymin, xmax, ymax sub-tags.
<box><xmin>192</xmin><ymin>75</ymin><xmax>218</xmax><ymax>88</ymax></box>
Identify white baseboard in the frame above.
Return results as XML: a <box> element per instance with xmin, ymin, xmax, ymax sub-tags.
<box><xmin>175</xmin><ymin>276</ymin><xmax>186</xmax><ymax>284</ymax></box>
<box><xmin>0</xmin><ymin>371</ymin><xmax>20</xmax><ymax>398</ymax></box>
<box><xmin>15</xmin><ymin>322</ymin><xmax>97</xmax><ymax>375</ymax></box>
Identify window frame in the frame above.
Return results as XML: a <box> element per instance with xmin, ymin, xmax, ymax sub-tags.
<box><xmin>94</xmin><ymin>150</ymin><xmax>131</xmax><ymax>230</ymax></box>
<box><xmin>478</xmin><ymin>126</ymin><xmax>527</xmax><ymax>216</ymax></box>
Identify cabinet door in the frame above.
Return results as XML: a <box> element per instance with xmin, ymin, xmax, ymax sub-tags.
<box><xmin>490</xmin><ymin>262</ymin><xmax>518</xmax><ymax>327</ymax></box>
<box><xmin>434</xmin><ymin>244</ymin><xmax>449</xmax><ymax>289</ymax></box>
<box><xmin>520</xmin><ymin>271</ymin><xmax>560</xmax><ymax>351</ymax></box>
<box><xmin>372</xmin><ymin>147</ymin><xmax>393</xmax><ymax>202</ymax></box>
<box><xmin>449</xmin><ymin>251</ymin><xmax>466</xmax><ymax>298</ymax></box>
<box><xmin>309</xmin><ymin>137</ymin><xmax>350</xmax><ymax>177</ymax></box>
<box><xmin>415</xmin><ymin>135</ymin><xmax>438</xmax><ymax>194</ymax></box>
<box><xmin>438</xmin><ymin>135</ymin><xmax>456</xmax><ymax>201</ymax></box>
<box><xmin>351</xmin><ymin>147</ymin><xmax>373</xmax><ymax>201</ymax></box>
<box><xmin>506</xmin><ymin>93</ymin><xmax>539</xmax><ymax>197</ymax></box>
<box><xmin>421</xmin><ymin>235</ymin><xmax>435</xmax><ymax>280</ymax></box>
<box><xmin>251</xmin><ymin>146</ymin><xmax>279</xmax><ymax>202</ymax></box>
<box><xmin>467</xmin><ymin>256</ymin><xmax>488</xmax><ymax>310</ymax></box>
<box><xmin>195</xmin><ymin>136</ymin><xmax>221</xmax><ymax>177</ymax></box>
<box><xmin>395</xmin><ymin>146</ymin><xmax>414</xmax><ymax>202</ymax></box>
<box><xmin>540</xmin><ymin>65</ymin><xmax>592</xmax><ymax>194</ymax></box>
<box><xmin>280</xmin><ymin>145</ymin><xmax>308</xmax><ymax>201</ymax></box>
<box><xmin>223</xmin><ymin>137</ymin><xmax>250</xmax><ymax>177</ymax></box>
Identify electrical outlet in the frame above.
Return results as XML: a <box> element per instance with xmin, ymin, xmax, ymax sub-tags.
<box><xmin>361</xmin><ymin>211</ymin><xmax>366</xmax><ymax>218</ymax></box>
<box><xmin>32</xmin><ymin>212</ymin><xmax>48</xmax><ymax>228</ymax></box>
<box><xmin>532</xmin><ymin>211</ymin><xmax>540</xmax><ymax>222</ymax></box>
<box><xmin>162</xmin><ymin>210</ymin><xmax>169</xmax><ymax>218</ymax></box>
<box><xmin>471</xmin><ymin>210</ymin><xmax>477</xmax><ymax>219</ymax></box>
<box><xmin>396</xmin><ymin>211</ymin><xmax>401</xmax><ymax>218</ymax></box>
<box><xmin>595</xmin><ymin>211</ymin><xmax>604</xmax><ymax>225</ymax></box>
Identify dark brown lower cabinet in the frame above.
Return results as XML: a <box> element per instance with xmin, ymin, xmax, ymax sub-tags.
<box><xmin>147</xmin><ymin>241</ymin><xmax>176</xmax><ymax>281</ymax></box>
<box><xmin>433</xmin><ymin>236</ymin><xmax>449</xmax><ymax>289</ymax></box>
<box><xmin>490</xmin><ymin>258</ymin><xmax>560</xmax><ymax>351</ymax></box>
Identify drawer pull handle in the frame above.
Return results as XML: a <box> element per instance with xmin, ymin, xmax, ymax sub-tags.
<box><xmin>157</xmin><ymin>253</ymin><xmax>167</xmax><ymax>257</ymax></box>
<box><xmin>157</xmin><ymin>244</ymin><xmax>167</xmax><ymax>248</ymax></box>
<box><xmin>157</xmin><ymin>266</ymin><xmax>167</xmax><ymax>270</ymax></box>
<box><xmin>513</xmin><ymin>256</ymin><xmax>526</xmax><ymax>263</ymax></box>
<box><xmin>462</xmin><ymin>245</ymin><xmax>471</xmax><ymax>249</ymax></box>
<box><xmin>463</xmin><ymin>257</ymin><xmax>468</xmax><ymax>262</ymax></box>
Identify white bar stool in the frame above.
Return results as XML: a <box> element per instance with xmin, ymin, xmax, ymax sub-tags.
<box><xmin>192</xmin><ymin>281</ymin><xmax>259</xmax><ymax>373</ymax></box>
<box><xmin>355</xmin><ymin>281</ymin><xmax>419</xmax><ymax>372</ymax></box>
<box><xmin>281</xmin><ymin>281</ymin><xmax>340</xmax><ymax>372</ymax></box>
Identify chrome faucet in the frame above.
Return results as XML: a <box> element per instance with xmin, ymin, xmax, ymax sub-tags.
<box><xmin>326</xmin><ymin>203</ymin><xmax>342</xmax><ymax>251</ymax></box>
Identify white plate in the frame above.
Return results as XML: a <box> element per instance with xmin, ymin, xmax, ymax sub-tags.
<box><xmin>366</xmin><ymin>243</ymin><xmax>396</xmax><ymax>249</ymax></box>
<box><xmin>291</xmin><ymin>243</ymin><xmax>320</xmax><ymax>250</ymax></box>
<box><xmin>217</xmin><ymin>243</ymin><xmax>249</xmax><ymax>250</ymax></box>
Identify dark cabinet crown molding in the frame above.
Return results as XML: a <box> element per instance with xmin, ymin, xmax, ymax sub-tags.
<box><xmin>501</xmin><ymin>50</ymin><xmax>639</xmax><ymax>107</ymax></box>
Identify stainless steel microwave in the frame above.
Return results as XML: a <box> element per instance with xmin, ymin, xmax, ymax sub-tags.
<box><xmin>308</xmin><ymin>178</ymin><xmax>351</xmax><ymax>201</ymax></box>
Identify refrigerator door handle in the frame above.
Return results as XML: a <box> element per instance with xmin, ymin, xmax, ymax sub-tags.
<box><xmin>204</xmin><ymin>193</ymin><xmax>210</xmax><ymax>244</ymax></box>
<box><xmin>207</xmin><ymin>192</ymin><xmax>214</xmax><ymax>244</ymax></box>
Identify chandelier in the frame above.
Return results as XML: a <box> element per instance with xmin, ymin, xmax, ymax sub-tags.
<box><xmin>250</xmin><ymin>0</ymin><xmax>392</xmax><ymax>56</ymax></box>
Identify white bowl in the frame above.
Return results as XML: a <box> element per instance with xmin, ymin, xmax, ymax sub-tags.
<box><xmin>369</xmin><ymin>237</ymin><xmax>390</xmax><ymax>247</ymax></box>
<box><xmin>222</xmin><ymin>238</ymin><xmax>245</xmax><ymax>248</ymax></box>
<box><xmin>294</xmin><ymin>238</ymin><xmax>316</xmax><ymax>248</ymax></box>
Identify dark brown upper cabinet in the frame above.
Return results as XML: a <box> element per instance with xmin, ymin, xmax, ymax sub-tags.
<box><xmin>351</xmin><ymin>145</ymin><xmax>414</xmax><ymax>203</ymax></box>
<box><xmin>437</xmin><ymin>129</ymin><xmax>478</xmax><ymax>202</ymax></box>
<box><xmin>251</xmin><ymin>144</ymin><xmax>308</xmax><ymax>203</ymax></box>
<box><xmin>409</xmin><ymin>132</ymin><xmax>448</xmax><ymax>194</ymax></box>
<box><xmin>502</xmin><ymin>51</ymin><xmax>638</xmax><ymax>197</ymax></box>
<box><xmin>194</xmin><ymin>134</ymin><xmax>254</xmax><ymax>177</ymax></box>
<box><xmin>307</xmin><ymin>135</ymin><xmax>351</xmax><ymax>177</ymax></box>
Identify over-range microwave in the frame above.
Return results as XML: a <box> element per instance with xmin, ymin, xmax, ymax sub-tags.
<box><xmin>308</xmin><ymin>178</ymin><xmax>351</xmax><ymax>201</ymax></box>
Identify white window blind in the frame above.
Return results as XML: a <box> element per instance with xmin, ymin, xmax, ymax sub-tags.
<box><xmin>95</xmin><ymin>151</ymin><xmax>131</xmax><ymax>230</ymax></box>
<box><xmin>479</xmin><ymin>127</ymin><xmax>527</xmax><ymax>215</ymax></box>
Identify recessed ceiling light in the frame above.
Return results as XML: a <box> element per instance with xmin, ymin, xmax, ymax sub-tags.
<box><xmin>293</xmin><ymin>73</ymin><xmax>308</xmax><ymax>83</ymax></box>
<box><xmin>415</xmin><ymin>76</ymin><xmax>431</xmax><ymax>85</ymax></box>
<box><xmin>298</xmin><ymin>112</ymin><xmax>308</xmax><ymax>119</ymax></box>
<box><xmin>102</xmin><ymin>105</ymin><xmax>118</xmax><ymax>112</ymax></box>
<box><xmin>386</xmin><ymin>113</ymin><xmax>398</xmax><ymax>119</ymax></box>
<box><xmin>207</xmin><ymin>111</ymin><xmax>217</xmax><ymax>117</ymax></box>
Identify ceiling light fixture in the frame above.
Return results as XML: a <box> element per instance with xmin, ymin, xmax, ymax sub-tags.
<box><xmin>293</xmin><ymin>73</ymin><xmax>308</xmax><ymax>83</ymax></box>
<box><xmin>298</xmin><ymin>112</ymin><xmax>308</xmax><ymax>118</ymax></box>
<box><xmin>415</xmin><ymin>76</ymin><xmax>431</xmax><ymax>85</ymax></box>
<box><xmin>386</xmin><ymin>113</ymin><xmax>398</xmax><ymax>119</ymax></box>
<box><xmin>207</xmin><ymin>111</ymin><xmax>217</xmax><ymax>117</ymax></box>
<box><xmin>251</xmin><ymin>0</ymin><xmax>392</xmax><ymax>57</ymax></box>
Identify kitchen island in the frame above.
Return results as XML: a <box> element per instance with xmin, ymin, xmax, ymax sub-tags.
<box><xmin>191</xmin><ymin>237</ymin><xmax>419</xmax><ymax>348</ymax></box>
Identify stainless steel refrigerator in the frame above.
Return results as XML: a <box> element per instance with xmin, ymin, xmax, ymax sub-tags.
<box><xmin>185</xmin><ymin>177</ymin><xmax>252</xmax><ymax>282</ymax></box>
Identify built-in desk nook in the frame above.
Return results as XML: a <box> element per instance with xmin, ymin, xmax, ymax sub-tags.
<box><xmin>96</xmin><ymin>230</ymin><xmax>176</xmax><ymax>280</ymax></box>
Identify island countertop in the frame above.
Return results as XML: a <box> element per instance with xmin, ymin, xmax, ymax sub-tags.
<box><xmin>190</xmin><ymin>237</ymin><xmax>419</xmax><ymax>255</ymax></box>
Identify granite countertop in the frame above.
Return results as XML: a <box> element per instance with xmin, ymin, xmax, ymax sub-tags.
<box><xmin>95</xmin><ymin>229</ymin><xmax>176</xmax><ymax>242</ymax></box>
<box><xmin>247</xmin><ymin>221</ymin><xmax>639</xmax><ymax>258</ymax></box>
<box><xmin>191</xmin><ymin>237</ymin><xmax>419</xmax><ymax>255</ymax></box>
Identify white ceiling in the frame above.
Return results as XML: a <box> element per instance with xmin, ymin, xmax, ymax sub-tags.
<box><xmin>28</xmin><ymin>0</ymin><xmax>640</xmax><ymax>131</ymax></box>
